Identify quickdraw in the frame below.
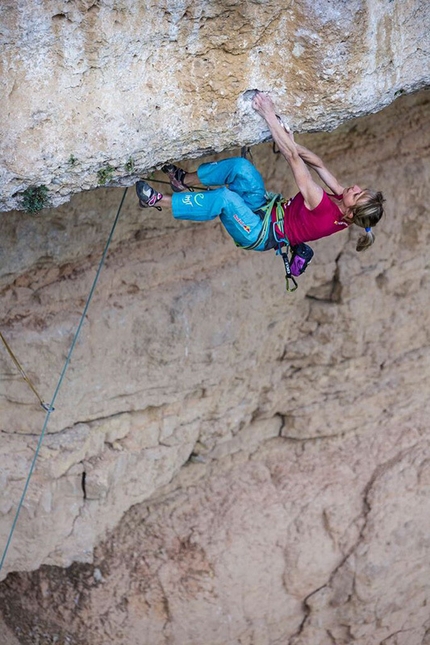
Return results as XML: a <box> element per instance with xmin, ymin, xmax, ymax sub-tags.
<box><xmin>270</xmin><ymin>197</ymin><xmax>299</xmax><ymax>292</ymax></box>
<box><xmin>239</xmin><ymin>130</ymin><xmax>312</xmax><ymax>292</ymax></box>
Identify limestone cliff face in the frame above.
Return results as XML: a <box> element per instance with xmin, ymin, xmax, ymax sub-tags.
<box><xmin>0</xmin><ymin>89</ymin><xmax>430</xmax><ymax>643</ymax></box>
<box><xmin>1</xmin><ymin>0</ymin><xmax>429</xmax><ymax>211</ymax></box>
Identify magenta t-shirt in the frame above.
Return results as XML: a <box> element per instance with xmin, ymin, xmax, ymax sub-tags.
<box><xmin>282</xmin><ymin>191</ymin><xmax>350</xmax><ymax>246</ymax></box>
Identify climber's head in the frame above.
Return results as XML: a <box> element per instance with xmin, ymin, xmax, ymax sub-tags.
<box><xmin>342</xmin><ymin>187</ymin><xmax>385</xmax><ymax>252</ymax></box>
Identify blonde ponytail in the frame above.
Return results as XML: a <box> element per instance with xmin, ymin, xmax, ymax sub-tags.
<box><xmin>356</xmin><ymin>227</ymin><xmax>375</xmax><ymax>252</ymax></box>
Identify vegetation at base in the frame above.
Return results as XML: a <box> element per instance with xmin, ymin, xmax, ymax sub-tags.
<box><xmin>21</xmin><ymin>185</ymin><xmax>50</xmax><ymax>213</ymax></box>
<box><xmin>97</xmin><ymin>164</ymin><xmax>115</xmax><ymax>185</ymax></box>
<box><xmin>68</xmin><ymin>154</ymin><xmax>78</xmax><ymax>166</ymax></box>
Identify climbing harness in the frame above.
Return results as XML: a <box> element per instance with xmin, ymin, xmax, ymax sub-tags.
<box><xmin>235</xmin><ymin>192</ymin><xmax>280</xmax><ymax>252</ymax></box>
<box><xmin>0</xmin><ymin>187</ymin><xmax>128</xmax><ymax>576</ymax></box>
<box><xmin>0</xmin><ymin>332</ymin><xmax>52</xmax><ymax>411</ymax></box>
<box><xmin>235</xmin><ymin>192</ymin><xmax>313</xmax><ymax>292</ymax></box>
<box><xmin>268</xmin><ymin>195</ymin><xmax>299</xmax><ymax>292</ymax></box>
<box><xmin>240</xmin><ymin>131</ymin><xmax>314</xmax><ymax>291</ymax></box>
<box><xmin>270</xmin><ymin>200</ymin><xmax>314</xmax><ymax>291</ymax></box>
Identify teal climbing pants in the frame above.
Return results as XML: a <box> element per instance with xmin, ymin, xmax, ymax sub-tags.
<box><xmin>171</xmin><ymin>157</ymin><xmax>270</xmax><ymax>251</ymax></box>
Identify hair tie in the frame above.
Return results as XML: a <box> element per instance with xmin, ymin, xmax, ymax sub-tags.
<box><xmin>365</xmin><ymin>226</ymin><xmax>372</xmax><ymax>233</ymax></box>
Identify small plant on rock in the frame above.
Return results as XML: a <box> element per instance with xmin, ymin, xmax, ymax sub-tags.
<box><xmin>21</xmin><ymin>185</ymin><xmax>50</xmax><ymax>213</ymax></box>
<box><xmin>97</xmin><ymin>164</ymin><xmax>115</xmax><ymax>185</ymax></box>
<box><xmin>125</xmin><ymin>157</ymin><xmax>135</xmax><ymax>173</ymax></box>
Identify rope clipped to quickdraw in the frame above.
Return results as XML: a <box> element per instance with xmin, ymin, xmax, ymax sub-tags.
<box><xmin>139</xmin><ymin>177</ymin><xmax>210</xmax><ymax>192</ymax></box>
<box><xmin>272</xmin><ymin>114</ymin><xmax>290</xmax><ymax>156</ymax></box>
<box><xmin>0</xmin><ymin>187</ymin><xmax>128</xmax><ymax>576</ymax></box>
<box><xmin>0</xmin><ymin>332</ymin><xmax>52</xmax><ymax>411</ymax></box>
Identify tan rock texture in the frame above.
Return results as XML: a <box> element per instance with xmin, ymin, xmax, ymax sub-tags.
<box><xmin>1</xmin><ymin>0</ymin><xmax>429</xmax><ymax>211</ymax></box>
<box><xmin>3</xmin><ymin>428</ymin><xmax>430</xmax><ymax>645</ymax></box>
<box><xmin>0</xmin><ymin>89</ymin><xmax>430</xmax><ymax>642</ymax></box>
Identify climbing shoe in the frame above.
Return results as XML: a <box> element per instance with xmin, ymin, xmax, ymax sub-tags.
<box><xmin>135</xmin><ymin>180</ymin><xmax>163</xmax><ymax>210</ymax></box>
<box><xmin>161</xmin><ymin>163</ymin><xmax>193</xmax><ymax>192</ymax></box>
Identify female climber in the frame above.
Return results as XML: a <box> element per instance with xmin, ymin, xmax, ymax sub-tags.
<box><xmin>135</xmin><ymin>92</ymin><xmax>384</xmax><ymax>256</ymax></box>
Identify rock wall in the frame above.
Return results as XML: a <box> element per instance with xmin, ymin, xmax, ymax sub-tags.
<box><xmin>0</xmin><ymin>89</ymin><xmax>430</xmax><ymax>643</ymax></box>
<box><xmin>1</xmin><ymin>0</ymin><xmax>429</xmax><ymax>212</ymax></box>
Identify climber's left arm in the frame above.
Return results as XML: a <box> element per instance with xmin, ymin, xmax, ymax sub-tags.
<box><xmin>295</xmin><ymin>144</ymin><xmax>345</xmax><ymax>195</ymax></box>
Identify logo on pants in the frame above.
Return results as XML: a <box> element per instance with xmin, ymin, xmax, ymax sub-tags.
<box><xmin>233</xmin><ymin>214</ymin><xmax>251</xmax><ymax>233</ymax></box>
<box><xmin>181</xmin><ymin>193</ymin><xmax>205</xmax><ymax>207</ymax></box>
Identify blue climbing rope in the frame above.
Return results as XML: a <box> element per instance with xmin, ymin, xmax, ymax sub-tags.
<box><xmin>0</xmin><ymin>187</ymin><xmax>128</xmax><ymax>575</ymax></box>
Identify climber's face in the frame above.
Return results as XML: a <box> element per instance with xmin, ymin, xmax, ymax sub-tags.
<box><xmin>343</xmin><ymin>185</ymin><xmax>365</xmax><ymax>209</ymax></box>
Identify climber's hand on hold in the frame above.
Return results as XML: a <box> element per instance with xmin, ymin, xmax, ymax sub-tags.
<box><xmin>252</xmin><ymin>92</ymin><xmax>276</xmax><ymax>120</ymax></box>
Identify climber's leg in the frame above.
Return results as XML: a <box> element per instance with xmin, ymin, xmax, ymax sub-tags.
<box><xmin>162</xmin><ymin>164</ymin><xmax>199</xmax><ymax>192</ymax></box>
<box><xmin>171</xmin><ymin>187</ymin><xmax>267</xmax><ymax>249</ymax></box>
<box><xmin>164</xmin><ymin>158</ymin><xmax>267</xmax><ymax>212</ymax></box>
<box><xmin>135</xmin><ymin>178</ymin><xmax>269</xmax><ymax>250</ymax></box>
<box><xmin>196</xmin><ymin>157</ymin><xmax>267</xmax><ymax>211</ymax></box>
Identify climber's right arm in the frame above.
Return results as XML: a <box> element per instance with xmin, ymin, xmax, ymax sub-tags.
<box><xmin>253</xmin><ymin>93</ymin><xmax>323</xmax><ymax>210</ymax></box>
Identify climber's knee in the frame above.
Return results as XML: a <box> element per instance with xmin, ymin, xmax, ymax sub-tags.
<box><xmin>232</xmin><ymin>157</ymin><xmax>254</xmax><ymax>178</ymax></box>
<box><xmin>216</xmin><ymin>186</ymin><xmax>234</xmax><ymax>206</ymax></box>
